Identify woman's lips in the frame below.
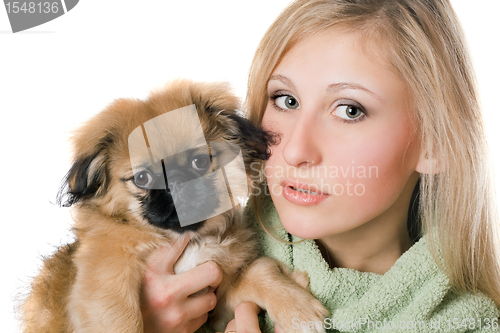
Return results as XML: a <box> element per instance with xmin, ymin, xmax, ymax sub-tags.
<box><xmin>280</xmin><ymin>180</ymin><xmax>329</xmax><ymax>206</ymax></box>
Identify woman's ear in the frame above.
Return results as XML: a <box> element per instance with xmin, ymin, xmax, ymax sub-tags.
<box><xmin>415</xmin><ymin>151</ymin><xmax>442</xmax><ymax>174</ymax></box>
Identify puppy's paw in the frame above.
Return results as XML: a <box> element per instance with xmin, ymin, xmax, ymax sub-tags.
<box><xmin>289</xmin><ymin>269</ymin><xmax>310</xmax><ymax>290</ymax></box>
<box><xmin>267</xmin><ymin>289</ymin><xmax>329</xmax><ymax>333</ymax></box>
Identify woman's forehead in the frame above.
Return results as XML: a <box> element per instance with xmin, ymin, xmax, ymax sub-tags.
<box><xmin>269</xmin><ymin>27</ymin><xmax>406</xmax><ymax>99</ymax></box>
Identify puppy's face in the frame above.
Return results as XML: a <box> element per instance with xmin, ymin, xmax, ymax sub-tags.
<box><xmin>126</xmin><ymin>106</ymin><xmax>247</xmax><ymax>233</ymax></box>
<box><xmin>60</xmin><ymin>80</ymin><xmax>271</xmax><ymax>236</ymax></box>
<box><xmin>127</xmin><ymin>142</ymin><xmax>220</xmax><ymax>233</ymax></box>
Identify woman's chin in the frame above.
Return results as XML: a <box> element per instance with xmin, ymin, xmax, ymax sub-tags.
<box><xmin>279</xmin><ymin>213</ymin><xmax>328</xmax><ymax>240</ymax></box>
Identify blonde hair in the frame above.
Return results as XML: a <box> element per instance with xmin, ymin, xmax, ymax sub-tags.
<box><xmin>245</xmin><ymin>0</ymin><xmax>500</xmax><ymax>307</ymax></box>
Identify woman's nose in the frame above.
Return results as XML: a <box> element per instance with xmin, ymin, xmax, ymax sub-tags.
<box><xmin>281</xmin><ymin>114</ymin><xmax>322</xmax><ymax>167</ymax></box>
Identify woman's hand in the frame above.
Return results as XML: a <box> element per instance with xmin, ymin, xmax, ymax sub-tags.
<box><xmin>141</xmin><ymin>236</ymin><xmax>223</xmax><ymax>333</ymax></box>
<box><xmin>222</xmin><ymin>302</ymin><xmax>283</xmax><ymax>333</ymax></box>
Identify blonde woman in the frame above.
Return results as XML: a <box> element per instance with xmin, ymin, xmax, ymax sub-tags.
<box><xmin>141</xmin><ymin>0</ymin><xmax>500</xmax><ymax>332</ymax></box>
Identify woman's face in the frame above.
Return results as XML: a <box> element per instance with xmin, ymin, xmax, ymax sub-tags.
<box><xmin>262</xmin><ymin>28</ymin><xmax>421</xmax><ymax>240</ymax></box>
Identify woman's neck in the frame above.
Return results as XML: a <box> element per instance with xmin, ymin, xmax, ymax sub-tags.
<box><xmin>316</xmin><ymin>213</ymin><xmax>413</xmax><ymax>275</ymax></box>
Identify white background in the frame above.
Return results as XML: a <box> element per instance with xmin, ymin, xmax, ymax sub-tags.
<box><xmin>1</xmin><ymin>1</ymin><xmax>498</xmax><ymax>332</ymax></box>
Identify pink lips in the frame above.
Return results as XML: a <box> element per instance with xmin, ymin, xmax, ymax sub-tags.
<box><xmin>280</xmin><ymin>180</ymin><xmax>329</xmax><ymax>206</ymax></box>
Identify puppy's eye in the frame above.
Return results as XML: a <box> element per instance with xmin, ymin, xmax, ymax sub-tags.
<box><xmin>191</xmin><ymin>154</ymin><xmax>211</xmax><ymax>171</ymax></box>
<box><xmin>133</xmin><ymin>170</ymin><xmax>154</xmax><ymax>189</ymax></box>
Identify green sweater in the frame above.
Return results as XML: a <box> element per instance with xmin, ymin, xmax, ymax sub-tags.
<box><xmin>245</xmin><ymin>196</ymin><xmax>500</xmax><ymax>333</ymax></box>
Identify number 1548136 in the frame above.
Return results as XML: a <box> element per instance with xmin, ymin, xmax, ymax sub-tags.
<box><xmin>5</xmin><ymin>2</ymin><xmax>59</xmax><ymax>14</ymax></box>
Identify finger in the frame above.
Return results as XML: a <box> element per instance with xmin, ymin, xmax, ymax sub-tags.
<box><xmin>183</xmin><ymin>290</ymin><xmax>217</xmax><ymax>320</ymax></box>
<box><xmin>274</xmin><ymin>323</ymin><xmax>284</xmax><ymax>333</ymax></box>
<box><xmin>176</xmin><ymin>261</ymin><xmax>223</xmax><ymax>298</ymax></box>
<box><xmin>149</xmin><ymin>235</ymin><xmax>191</xmax><ymax>274</ymax></box>
<box><xmin>235</xmin><ymin>302</ymin><xmax>261</xmax><ymax>333</ymax></box>
<box><xmin>224</xmin><ymin>319</ymin><xmax>236</xmax><ymax>333</ymax></box>
<box><xmin>189</xmin><ymin>312</ymin><xmax>209</xmax><ymax>333</ymax></box>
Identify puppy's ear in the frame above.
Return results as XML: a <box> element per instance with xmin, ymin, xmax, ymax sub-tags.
<box><xmin>57</xmin><ymin>136</ymin><xmax>112</xmax><ymax>207</ymax></box>
<box><xmin>224</xmin><ymin>112</ymin><xmax>278</xmax><ymax>162</ymax></box>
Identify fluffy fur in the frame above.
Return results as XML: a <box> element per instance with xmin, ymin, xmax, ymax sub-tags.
<box><xmin>21</xmin><ymin>80</ymin><xmax>328</xmax><ymax>333</ymax></box>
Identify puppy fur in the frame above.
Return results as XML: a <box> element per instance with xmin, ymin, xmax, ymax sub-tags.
<box><xmin>21</xmin><ymin>80</ymin><xmax>328</xmax><ymax>333</ymax></box>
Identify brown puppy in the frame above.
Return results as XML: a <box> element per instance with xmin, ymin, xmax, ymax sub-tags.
<box><xmin>21</xmin><ymin>80</ymin><xmax>328</xmax><ymax>333</ymax></box>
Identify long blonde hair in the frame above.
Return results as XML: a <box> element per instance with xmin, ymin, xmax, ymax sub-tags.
<box><xmin>245</xmin><ymin>0</ymin><xmax>500</xmax><ymax>307</ymax></box>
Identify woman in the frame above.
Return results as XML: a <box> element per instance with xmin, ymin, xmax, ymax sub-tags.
<box><xmin>141</xmin><ymin>0</ymin><xmax>500</xmax><ymax>332</ymax></box>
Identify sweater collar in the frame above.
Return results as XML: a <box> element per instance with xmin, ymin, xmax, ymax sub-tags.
<box><xmin>290</xmin><ymin>233</ymin><xmax>451</xmax><ymax>327</ymax></box>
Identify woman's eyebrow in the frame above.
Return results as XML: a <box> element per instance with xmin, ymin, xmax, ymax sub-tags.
<box><xmin>268</xmin><ymin>76</ymin><xmax>381</xmax><ymax>101</ymax></box>
<box><xmin>268</xmin><ymin>75</ymin><xmax>297</xmax><ymax>91</ymax></box>
<box><xmin>327</xmin><ymin>82</ymin><xmax>381</xmax><ymax>101</ymax></box>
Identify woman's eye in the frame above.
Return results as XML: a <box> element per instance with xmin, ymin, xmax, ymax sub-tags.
<box><xmin>334</xmin><ymin>105</ymin><xmax>365</xmax><ymax>121</ymax></box>
<box><xmin>192</xmin><ymin>154</ymin><xmax>211</xmax><ymax>171</ymax></box>
<box><xmin>275</xmin><ymin>95</ymin><xmax>300</xmax><ymax>110</ymax></box>
<box><xmin>133</xmin><ymin>170</ymin><xmax>154</xmax><ymax>189</ymax></box>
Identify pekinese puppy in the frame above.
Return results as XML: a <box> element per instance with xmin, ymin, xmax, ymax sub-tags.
<box><xmin>21</xmin><ymin>80</ymin><xmax>328</xmax><ymax>333</ymax></box>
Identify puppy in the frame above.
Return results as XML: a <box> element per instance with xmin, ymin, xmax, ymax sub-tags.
<box><xmin>21</xmin><ymin>80</ymin><xmax>328</xmax><ymax>333</ymax></box>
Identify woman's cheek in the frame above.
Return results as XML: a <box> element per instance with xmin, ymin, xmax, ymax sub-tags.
<box><xmin>264</xmin><ymin>146</ymin><xmax>284</xmax><ymax>194</ymax></box>
<box><xmin>343</xmin><ymin>133</ymin><xmax>417</xmax><ymax>212</ymax></box>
